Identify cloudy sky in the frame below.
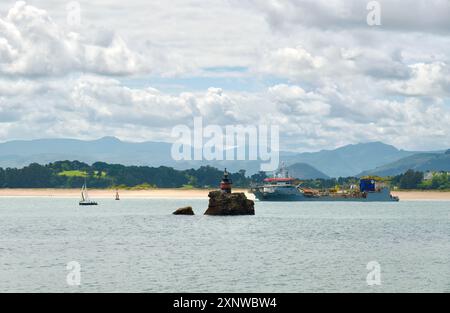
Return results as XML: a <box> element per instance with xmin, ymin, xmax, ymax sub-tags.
<box><xmin>0</xmin><ymin>0</ymin><xmax>449</xmax><ymax>152</ymax></box>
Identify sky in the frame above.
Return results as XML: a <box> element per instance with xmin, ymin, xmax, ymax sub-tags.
<box><xmin>0</xmin><ymin>0</ymin><xmax>449</xmax><ymax>152</ymax></box>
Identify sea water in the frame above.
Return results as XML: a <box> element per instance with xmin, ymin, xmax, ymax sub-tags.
<box><xmin>0</xmin><ymin>197</ymin><xmax>449</xmax><ymax>293</ymax></box>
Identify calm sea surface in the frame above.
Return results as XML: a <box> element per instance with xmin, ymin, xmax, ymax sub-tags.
<box><xmin>0</xmin><ymin>197</ymin><xmax>449</xmax><ymax>293</ymax></box>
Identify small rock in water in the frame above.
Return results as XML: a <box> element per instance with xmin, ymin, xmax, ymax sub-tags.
<box><xmin>204</xmin><ymin>191</ymin><xmax>255</xmax><ymax>216</ymax></box>
<box><xmin>173</xmin><ymin>206</ymin><xmax>195</xmax><ymax>215</ymax></box>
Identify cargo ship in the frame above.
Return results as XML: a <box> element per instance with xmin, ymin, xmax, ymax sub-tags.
<box><xmin>250</xmin><ymin>166</ymin><xmax>399</xmax><ymax>202</ymax></box>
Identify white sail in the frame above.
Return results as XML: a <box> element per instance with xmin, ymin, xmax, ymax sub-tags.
<box><xmin>79</xmin><ymin>180</ymin><xmax>98</xmax><ymax>205</ymax></box>
<box><xmin>81</xmin><ymin>184</ymin><xmax>86</xmax><ymax>201</ymax></box>
<box><xmin>84</xmin><ymin>185</ymin><xmax>90</xmax><ymax>201</ymax></box>
<box><xmin>80</xmin><ymin>182</ymin><xmax>92</xmax><ymax>202</ymax></box>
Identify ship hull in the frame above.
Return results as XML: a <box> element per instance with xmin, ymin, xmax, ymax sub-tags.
<box><xmin>251</xmin><ymin>189</ymin><xmax>399</xmax><ymax>202</ymax></box>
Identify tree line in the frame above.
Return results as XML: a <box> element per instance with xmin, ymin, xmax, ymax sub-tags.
<box><xmin>391</xmin><ymin>169</ymin><xmax>450</xmax><ymax>190</ymax></box>
<box><xmin>0</xmin><ymin>161</ymin><xmax>448</xmax><ymax>190</ymax></box>
<box><xmin>297</xmin><ymin>170</ymin><xmax>450</xmax><ymax>190</ymax></box>
<box><xmin>0</xmin><ymin>161</ymin><xmax>251</xmax><ymax>189</ymax></box>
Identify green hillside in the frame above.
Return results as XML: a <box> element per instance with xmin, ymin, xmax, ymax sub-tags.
<box><xmin>287</xmin><ymin>163</ymin><xmax>329</xmax><ymax>179</ymax></box>
<box><xmin>359</xmin><ymin>152</ymin><xmax>450</xmax><ymax>177</ymax></box>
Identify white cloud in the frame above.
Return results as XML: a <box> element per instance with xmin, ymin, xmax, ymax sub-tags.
<box><xmin>0</xmin><ymin>1</ymin><xmax>449</xmax><ymax>152</ymax></box>
<box><xmin>387</xmin><ymin>62</ymin><xmax>450</xmax><ymax>97</ymax></box>
<box><xmin>268</xmin><ymin>84</ymin><xmax>330</xmax><ymax>116</ymax></box>
<box><xmin>0</xmin><ymin>74</ymin><xmax>449</xmax><ymax>151</ymax></box>
<box><xmin>259</xmin><ymin>46</ymin><xmax>326</xmax><ymax>81</ymax></box>
<box><xmin>248</xmin><ymin>0</ymin><xmax>450</xmax><ymax>34</ymax></box>
<box><xmin>0</xmin><ymin>1</ymin><xmax>147</xmax><ymax>77</ymax></box>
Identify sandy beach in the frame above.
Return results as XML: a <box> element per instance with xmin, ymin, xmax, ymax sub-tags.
<box><xmin>391</xmin><ymin>191</ymin><xmax>450</xmax><ymax>201</ymax></box>
<box><xmin>0</xmin><ymin>188</ymin><xmax>449</xmax><ymax>201</ymax></box>
<box><xmin>0</xmin><ymin>188</ymin><xmax>253</xmax><ymax>199</ymax></box>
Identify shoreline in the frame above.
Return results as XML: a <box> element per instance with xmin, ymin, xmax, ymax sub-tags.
<box><xmin>391</xmin><ymin>191</ymin><xmax>450</xmax><ymax>201</ymax></box>
<box><xmin>0</xmin><ymin>189</ymin><xmax>449</xmax><ymax>201</ymax></box>
<box><xmin>0</xmin><ymin>188</ymin><xmax>252</xmax><ymax>199</ymax></box>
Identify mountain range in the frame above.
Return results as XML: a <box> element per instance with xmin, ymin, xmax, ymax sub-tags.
<box><xmin>282</xmin><ymin>142</ymin><xmax>420</xmax><ymax>178</ymax></box>
<box><xmin>0</xmin><ymin>137</ymin><xmax>448</xmax><ymax>178</ymax></box>
<box><xmin>358</xmin><ymin>151</ymin><xmax>450</xmax><ymax>177</ymax></box>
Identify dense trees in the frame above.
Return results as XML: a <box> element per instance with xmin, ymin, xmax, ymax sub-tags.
<box><xmin>249</xmin><ymin>171</ymin><xmax>267</xmax><ymax>184</ymax></box>
<box><xmin>419</xmin><ymin>172</ymin><xmax>450</xmax><ymax>190</ymax></box>
<box><xmin>0</xmin><ymin>161</ymin><xmax>250</xmax><ymax>189</ymax></box>
<box><xmin>0</xmin><ymin>161</ymin><xmax>448</xmax><ymax>190</ymax></box>
<box><xmin>391</xmin><ymin>170</ymin><xmax>424</xmax><ymax>189</ymax></box>
<box><xmin>1</xmin><ymin>163</ymin><xmax>54</xmax><ymax>188</ymax></box>
<box><xmin>49</xmin><ymin>160</ymin><xmax>90</xmax><ymax>172</ymax></box>
<box><xmin>0</xmin><ymin>168</ymin><xmax>4</xmax><ymax>187</ymax></box>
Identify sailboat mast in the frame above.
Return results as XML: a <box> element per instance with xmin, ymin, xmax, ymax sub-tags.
<box><xmin>81</xmin><ymin>183</ymin><xmax>85</xmax><ymax>201</ymax></box>
<box><xmin>85</xmin><ymin>177</ymin><xmax>90</xmax><ymax>201</ymax></box>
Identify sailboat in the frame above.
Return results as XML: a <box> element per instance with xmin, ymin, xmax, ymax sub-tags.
<box><xmin>115</xmin><ymin>190</ymin><xmax>120</xmax><ymax>201</ymax></box>
<box><xmin>79</xmin><ymin>180</ymin><xmax>98</xmax><ymax>206</ymax></box>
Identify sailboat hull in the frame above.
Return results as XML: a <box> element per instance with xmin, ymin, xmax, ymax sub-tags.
<box><xmin>79</xmin><ymin>202</ymin><xmax>98</xmax><ymax>206</ymax></box>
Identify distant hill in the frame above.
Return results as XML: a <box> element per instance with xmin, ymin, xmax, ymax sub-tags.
<box><xmin>287</xmin><ymin>163</ymin><xmax>329</xmax><ymax>179</ymax></box>
<box><xmin>0</xmin><ymin>137</ymin><xmax>174</xmax><ymax>168</ymax></box>
<box><xmin>283</xmin><ymin>142</ymin><xmax>419</xmax><ymax>178</ymax></box>
<box><xmin>0</xmin><ymin>138</ymin><xmax>443</xmax><ymax>177</ymax></box>
<box><xmin>0</xmin><ymin>137</ymin><xmax>278</xmax><ymax>174</ymax></box>
<box><xmin>358</xmin><ymin>152</ymin><xmax>450</xmax><ymax>177</ymax></box>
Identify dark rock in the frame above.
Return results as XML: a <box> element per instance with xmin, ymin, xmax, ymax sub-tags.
<box><xmin>173</xmin><ymin>206</ymin><xmax>195</xmax><ymax>215</ymax></box>
<box><xmin>204</xmin><ymin>191</ymin><xmax>255</xmax><ymax>216</ymax></box>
